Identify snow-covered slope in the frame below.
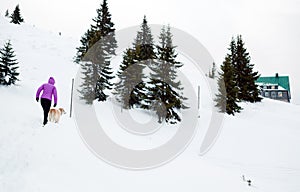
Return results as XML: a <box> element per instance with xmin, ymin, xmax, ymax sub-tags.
<box><xmin>1</xmin><ymin>16</ymin><xmax>300</xmax><ymax>192</ymax></box>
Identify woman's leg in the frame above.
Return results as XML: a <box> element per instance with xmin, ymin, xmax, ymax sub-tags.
<box><xmin>41</xmin><ymin>98</ymin><xmax>52</xmax><ymax>125</ymax></box>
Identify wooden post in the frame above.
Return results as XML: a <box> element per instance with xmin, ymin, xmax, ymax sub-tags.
<box><xmin>198</xmin><ymin>85</ymin><xmax>200</xmax><ymax>109</ymax></box>
<box><xmin>198</xmin><ymin>85</ymin><xmax>200</xmax><ymax>118</ymax></box>
<box><xmin>70</xmin><ymin>78</ymin><xmax>74</xmax><ymax>118</ymax></box>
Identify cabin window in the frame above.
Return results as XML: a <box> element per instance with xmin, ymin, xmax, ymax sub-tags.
<box><xmin>278</xmin><ymin>92</ymin><xmax>283</xmax><ymax>97</ymax></box>
<box><xmin>275</xmin><ymin>85</ymin><xmax>278</xmax><ymax>89</ymax></box>
<box><xmin>283</xmin><ymin>92</ymin><xmax>288</xmax><ymax>97</ymax></box>
<box><xmin>264</xmin><ymin>92</ymin><xmax>269</xmax><ymax>97</ymax></box>
<box><xmin>267</xmin><ymin>86</ymin><xmax>271</xmax><ymax>89</ymax></box>
<box><xmin>271</xmin><ymin>91</ymin><xmax>276</xmax><ymax>98</ymax></box>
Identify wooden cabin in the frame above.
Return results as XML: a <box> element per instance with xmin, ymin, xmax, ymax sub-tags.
<box><xmin>256</xmin><ymin>73</ymin><xmax>291</xmax><ymax>103</ymax></box>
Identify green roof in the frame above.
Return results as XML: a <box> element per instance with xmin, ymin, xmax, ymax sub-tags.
<box><xmin>256</xmin><ymin>75</ymin><xmax>290</xmax><ymax>92</ymax></box>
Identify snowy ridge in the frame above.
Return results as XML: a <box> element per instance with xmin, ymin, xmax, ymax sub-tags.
<box><xmin>1</xmin><ymin>16</ymin><xmax>300</xmax><ymax>192</ymax></box>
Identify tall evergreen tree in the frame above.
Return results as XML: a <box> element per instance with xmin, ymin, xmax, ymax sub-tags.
<box><xmin>10</xmin><ymin>5</ymin><xmax>24</xmax><ymax>24</ymax></box>
<box><xmin>215</xmin><ymin>38</ymin><xmax>241</xmax><ymax>115</ymax></box>
<box><xmin>129</xmin><ymin>15</ymin><xmax>156</xmax><ymax>108</ymax></box>
<box><xmin>114</xmin><ymin>48</ymin><xmax>144</xmax><ymax>109</ymax></box>
<box><xmin>89</xmin><ymin>0</ymin><xmax>117</xmax><ymax>102</ymax></box>
<box><xmin>114</xmin><ymin>16</ymin><xmax>155</xmax><ymax>109</ymax></box>
<box><xmin>78</xmin><ymin>0</ymin><xmax>117</xmax><ymax>103</ymax></box>
<box><xmin>133</xmin><ymin>16</ymin><xmax>156</xmax><ymax>62</ymax></box>
<box><xmin>148</xmin><ymin>25</ymin><xmax>186</xmax><ymax>123</ymax></box>
<box><xmin>234</xmin><ymin>35</ymin><xmax>261</xmax><ymax>102</ymax></box>
<box><xmin>0</xmin><ymin>40</ymin><xmax>19</xmax><ymax>85</ymax></box>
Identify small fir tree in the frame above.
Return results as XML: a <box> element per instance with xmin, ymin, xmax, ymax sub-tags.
<box><xmin>133</xmin><ymin>16</ymin><xmax>156</xmax><ymax>62</ymax></box>
<box><xmin>10</xmin><ymin>5</ymin><xmax>24</xmax><ymax>24</ymax></box>
<box><xmin>0</xmin><ymin>40</ymin><xmax>19</xmax><ymax>85</ymax></box>
<box><xmin>148</xmin><ymin>25</ymin><xmax>187</xmax><ymax>123</ymax></box>
<box><xmin>215</xmin><ymin>38</ymin><xmax>241</xmax><ymax>115</ymax></box>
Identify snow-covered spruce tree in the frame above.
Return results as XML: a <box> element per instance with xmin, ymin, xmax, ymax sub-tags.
<box><xmin>90</xmin><ymin>0</ymin><xmax>117</xmax><ymax>102</ymax></box>
<box><xmin>134</xmin><ymin>16</ymin><xmax>156</xmax><ymax>63</ymax></box>
<box><xmin>129</xmin><ymin>15</ymin><xmax>156</xmax><ymax>109</ymax></box>
<box><xmin>10</xmin><ymin>5</ymin><xmax>24</xmax><ymax>24</ymax></box>
<box><xmin>234</xmin><ymin>35</ymin><xmax>261</xmax><ymax>102</ymax></box>
<box><xmin>0</xmin><ymin>40</ymin><xmax>19</xmax><ymax>85</ymax></box>
<box><xmin>78</xmin><ymin>0</ymin><xmax>117</xmax><ymax>103</ymax></box>
<box><xmin>148</xmin><ymin>25</ymin><xmax>187</xmax><ymax>124</ymax></box>
<box><xmin>114</xmin><ymin>48</ymin><xmax>144</xmax><ymax>109</ymax></box>
<box><xmin>215</xmin><ymin>38</ymin><xmax>241</xmax><ymax>115</ymax></box>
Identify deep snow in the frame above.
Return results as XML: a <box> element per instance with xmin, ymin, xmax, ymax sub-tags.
<box><xmin>0</xmin><ymin>16</ymin><xmax>300</xmax><ymax>192</ymax></box>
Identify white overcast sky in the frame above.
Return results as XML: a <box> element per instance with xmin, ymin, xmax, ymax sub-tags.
<box><xmin>1</xmin><ymin>0</ymin><xmax>300</xmax><ymax>104</ymax></box>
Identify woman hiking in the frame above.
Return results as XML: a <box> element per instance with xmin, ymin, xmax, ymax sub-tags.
<box><xmin>36</xmin><ymin>77</ymin><xmax>58</xmax><ymax>126</ymax></box>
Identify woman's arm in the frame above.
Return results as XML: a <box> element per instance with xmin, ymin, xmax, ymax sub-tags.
<box><xmin>36</xmin><ymin>84</ymin><xmax>44</xmax><ymax>99</ymax></box>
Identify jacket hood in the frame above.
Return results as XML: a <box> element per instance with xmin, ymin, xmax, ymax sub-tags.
<box><xmin>48</xmin><ymin>77</ymin><xmax>55</xmax><ymax>85</ymax></box>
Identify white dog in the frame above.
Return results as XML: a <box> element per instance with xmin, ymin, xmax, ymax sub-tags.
<box><xmin>48</xmin><ymin>108</ymin><xmax>66</xmax><ymax>123</ymax></box>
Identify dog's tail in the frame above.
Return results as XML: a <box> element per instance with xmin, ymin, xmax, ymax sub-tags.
<box><xmin>48</xmin><ymin>109</ymin><xmax>54</xmax><ymax>122</ymax></box>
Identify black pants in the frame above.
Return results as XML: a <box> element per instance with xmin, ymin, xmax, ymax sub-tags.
<box><xmin>40</xmin><ymin>98</ymin><xmax>51</xmax><ymax>125</ymax></box>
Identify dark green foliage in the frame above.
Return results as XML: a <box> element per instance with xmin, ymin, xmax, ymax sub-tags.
<box><xmin>120</xmin><ymin>15</ymin><xmax>155</xmax><ymax>108</ymax></box>
<box><xmin>234</xmin><ymin>35</ymin><xmax>261</xmax><ymax>102</ymax></box>
<box><xmin>148</xmin><ymin>25</ymin><xmax>187</xmax><ymax>124</ymax></box>
<box><xmin>86</xmin><ymin>35</ymin><xmax>116</xmax><ymax>102</ymax></box>
<box><xmin>74</xmin><ymin>28</ymin><xmax>95</xmax><ymax>63</ymax></box>
<box><xmin>215</xmin><ymin>56</ymin><xmax>241</xmax><ymax>115</ymax></box>
<box><xmin>10</xmin><ymin>5</ymin><xmax>24</xmax><ymax>24</ymax></box>
<box><xmin>149</xmin><ymin>79</ymin><xmax>183</xmax><ymax>123</ymax></box>
<box><xmin>0</xmin><ymin>40</ymin><xmax>19</xmax><ymax>85</ymax></box>
<box><xmin>78</xmin><ymin>0</ymin><xmax>117</xmax><ymax>103</ymax></box>
<box><xmin>89</xmin><ymin>0</ymin><xmax>117</xmax><ymax>55</ymax></box>
<box><xmin>114</xmin><ymin>19</ymin><xmax>187</xmax><ymax>124</ymax></box>
<box><xmin>215</xmin><ymin>35</ymin><xmax>261</xmax><ymax>115</ymax></box>
<box><xmin>91</xmin><ymin>0</ymin><xmax>116</xmax><ymax>42</ymax></box>
<box><xmin>114</xmin><ymin>49</ymin><xmax>135</xmax><ymax>107</ymax></box>
<box><xmin>114</xmin><ymin>48</ymin><xmax>146</xmax><ymax>109</ymax></box>
<box><xmin>133</xmin><ymin>16</ymin><xmax>156</xmax><ymax>62</ymax></box>
<box><xmin>215</xmin><ymin>76</ymin><xmax>226</xmax><ymax>113</ymax></box>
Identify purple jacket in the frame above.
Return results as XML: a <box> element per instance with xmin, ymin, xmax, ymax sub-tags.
<box><xmin>36</xmin><ymin>77</ymin><xmax>57</xmax><ymax>104</ymax></box>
